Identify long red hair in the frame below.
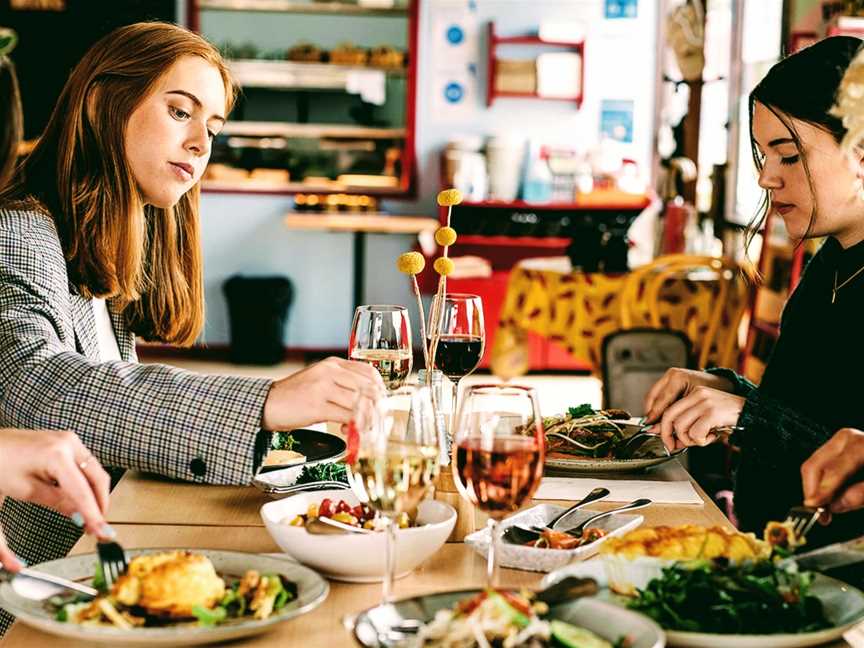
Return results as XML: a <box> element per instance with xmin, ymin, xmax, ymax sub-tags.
<box><xmin>1</xmin><ymin>22</ymin><xmax>237</xmax><ymax>345</ymax></box>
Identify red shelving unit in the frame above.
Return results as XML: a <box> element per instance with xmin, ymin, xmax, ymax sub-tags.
<box><xmin>486</xmin><ymin>22</ymin><xmax>584</xmax><ymax>108</ymax></box>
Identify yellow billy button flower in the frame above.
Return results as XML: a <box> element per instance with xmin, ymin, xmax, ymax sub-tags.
<box><xmin>396</xmin><ymin>251</ymin><xmax>425</xmax><ymax>275</ymax></box>
<box><xmin>433</xmin><ymin>257</ymin><xmax>455</xmax><ymax>276</ymax></box>
<box><xmin>435</xmin><ymin>226</ymin><xmax>457</xmax><ymax>247</ymax></box>
<box><xmin>436</xmin><ymin>188</ymin><xmax>463</xmax><ymax>207</ymax></box>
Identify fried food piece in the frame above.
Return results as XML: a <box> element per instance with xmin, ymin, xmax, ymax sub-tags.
<box><xmin>111</xmin><ymin>551</ymin><xmax>225</xmax><ymax>618</ymax></box>
<box><xmin>601</xmin><ymin>525</ymin><xmax>771</xmax><ymax>561</ymax></box>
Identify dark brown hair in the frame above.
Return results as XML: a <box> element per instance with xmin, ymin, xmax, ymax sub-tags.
<box><xmin>748</xmin><ymin>36</ymin><xmax>863</xmax><ymax>246</ymax></box>
<box><xmin>1</xmin><ymin>22</ymin><xmax>237</xmax><ymax>345</ymax></box>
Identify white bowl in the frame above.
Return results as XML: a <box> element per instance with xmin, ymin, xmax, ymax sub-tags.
<box><xmin>260</xmin><ymin>490</ymin><xmax>456</xmax><ymax>582</ymax></box>
<box><xmin>465</xmin><ymin>504</ymin><xmax>644</xmax><ymax>573</ymax></box>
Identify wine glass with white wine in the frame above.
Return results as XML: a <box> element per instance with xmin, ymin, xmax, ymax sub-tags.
<box><xmin>349</xmin><ymin>305</ymin><xmax>413</xmax><ymax>390</ymax></box>
<box><xmin>347</xmin><ymin>385</ymin><xmax>439</xmax><ymax>605</ymax></box>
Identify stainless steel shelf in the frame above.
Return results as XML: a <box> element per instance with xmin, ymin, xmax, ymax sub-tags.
<box><xmin>198</xmin><ymin>0</ymin><xmax>408</xmax><ymax>16</ymax></box>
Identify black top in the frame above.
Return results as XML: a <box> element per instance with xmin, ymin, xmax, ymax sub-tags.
<box><xmin>719</xmin><ymin>236</ymin><xmax>864</xmax><ymax>546</ymax></box>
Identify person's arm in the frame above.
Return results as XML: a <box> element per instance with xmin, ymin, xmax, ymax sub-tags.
<box><xmin>704</xmin><ymin>367</ymin><xmax>758</xmax><ymax>398</ymax></box>
<box><xmin>732</xmin><ymin>388</ymin><xmax>833</xmax><ymax>465</ymax></box>
<box><xmin>0</xmin><ymin>217</ymin><xmax>271</xmax><ymax>485</ymax></box>
<box><xmin>0</xmin><ymin>428</ymin><xmax>112</xmax><ymax>571</ymax></box>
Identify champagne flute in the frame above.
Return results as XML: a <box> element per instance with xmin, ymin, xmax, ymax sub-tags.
<box><xmin>349</xmin><ymin>305</ymin><xmax>413</xmax><ymax>390</ymax></box>
<box><xmin>428</xmin><ymin>293</ymin><xmax>485</xmax><ymax>416</ymax></box>
<box><xmin>452</xmin><ymin>384</ymin><xmax>544</xmax><ymax>586</ymax></box>
<box><xmin>348</xmin><ymin>385</ymin><xmax>439</xmax><ymax>604</ymax></box>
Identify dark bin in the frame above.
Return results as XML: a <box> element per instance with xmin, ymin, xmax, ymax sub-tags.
<box><xmin>223</xmin><ymin>275</ymin><xmax>294</xmax><ymax>365</ymax></box>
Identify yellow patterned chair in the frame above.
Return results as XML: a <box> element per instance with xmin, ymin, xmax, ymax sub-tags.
<box><xmin>619</xmin><ymin>254</ymin><xmax>748</xmax><ymax>369</ymax></box>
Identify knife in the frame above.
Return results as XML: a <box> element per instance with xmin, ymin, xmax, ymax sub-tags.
<box><xmin>787</xmin><ymin>535</ymin><xmax>864</xmax><ymax>572</ymax></box>
<box><xmin>0</xmin><ymin>567</ymin><xmax>98</xmax><ymax>600</ymax></box>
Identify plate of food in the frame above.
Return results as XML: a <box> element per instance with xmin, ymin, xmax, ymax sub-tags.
<box><xmin>534</xmin><ymin>404</ymin><xmax>684</xmax><ymax>474</ymax></box>
<box><xmin>351</xmin><ymin>585</ymin><xmax>665</xmax><ymax>647</ymax></box>
<box><xmin>258</xmin><ymin>429</ymin><xmax>346</xmax><ymax>473</ymax></box>
<box><xmin>0</xmin><ymin>549</ymin><xmax>329</xmax><ymax>645</ymax></box>
<box><xmin>543</xmin><ymin>524</ymin><xmax>864</xmax><ymax>648</ymax></box>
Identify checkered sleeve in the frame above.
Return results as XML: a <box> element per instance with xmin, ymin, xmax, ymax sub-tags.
<box><xmin>0</xmin><ymin>209</ymin><xmax>273</xmax><ymax>485</ymax></box>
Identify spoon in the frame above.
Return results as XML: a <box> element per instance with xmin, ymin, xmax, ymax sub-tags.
<box><xmin>502</xmin><ymin>486</ymin><xmax>610</xmax><ymax>545</ymax></box>
<box><xmin>305</xmin><ymin>516</ymin><xmax>374</xmax><ymax>535</ymax></box>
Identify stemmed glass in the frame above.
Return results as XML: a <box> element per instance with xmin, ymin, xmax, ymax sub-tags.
<box><xmin>428</xmin><ymin>293</ymin><xmax>485</xmax><ymax>415</ymax></box>
<box><xmin>451</xmin><ymin>384</ymin><xmax>545</xmax><ymax>586</ymax></box>
<box><xmin>349</xmin><ymin>305</ymin><xmax>413</xmax><ymax>390</ymax></box>
<box><xmin>347</xmin><ymin>385</ymin><xmax>439</xmax><ymax>603</ymax></box>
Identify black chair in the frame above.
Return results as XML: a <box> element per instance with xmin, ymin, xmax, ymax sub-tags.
<box><xmin>601</xmin><ymin>328</ymin><xmax>692</xmax><ymax>413</ymax></box>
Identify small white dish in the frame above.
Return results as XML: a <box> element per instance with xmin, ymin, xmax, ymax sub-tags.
<box><xmin>464</xmin><ymin>503</ymin><xmax>644</xmax><ymax>573</ymax></box>
<box><xmin>260</xmin><ymin>490</ymin><xmax>456</xmax><ymax>582</ymax></box>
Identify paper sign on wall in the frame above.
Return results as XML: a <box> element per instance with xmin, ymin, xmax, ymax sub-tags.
<box><xmin>605</xmin><ymin>0</ymin><xmax>638</xmax><ymax>19</ymax></box>
<box><xmin>430</xmin><ymin>1</ymin><xmax>478</xmax><ymax>120</ymax></box>
<box><xmin>600</xmin><ymin>99</ymin><xmax>635</xmax><ymax>143</ymax></box>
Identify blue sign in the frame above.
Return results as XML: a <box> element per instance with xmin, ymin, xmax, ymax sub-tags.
<box><xmin>446</xmin><ymin>25</ymin><xmax>465</xmax><ymax>45</ymax></box>
<box><xmin>600</xmin><ymin>99</ymin><xmax>634</xmax><ymax>143</ymax></box>
<box><xmin>605</xmin><ymin>0</ymin><xmax>638</xmax><ymax>19</ymax></box>
<box><xmin>444</xmin><ymin>82</ymin><xmax>465</xmax><ymax>104</ymax></box>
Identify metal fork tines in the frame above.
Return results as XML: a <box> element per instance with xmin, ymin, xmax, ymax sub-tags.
<box><xmin>96</xmin><ymin>541</ymin><xmax>128</xmax><ymax>589</ymax></box>
<box><xmin>784</xmin><ymin>505</ymin><xmax>825</xmax><ymax>542</ymax></box>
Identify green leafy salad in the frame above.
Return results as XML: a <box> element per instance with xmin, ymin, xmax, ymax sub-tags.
<box><xmin>627</xmin><ymin>558</ymin><xmax>829</xmax><ymax>635</ymax></box>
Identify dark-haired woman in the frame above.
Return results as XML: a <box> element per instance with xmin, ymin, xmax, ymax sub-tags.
<box><xmin>644</xmin><ymin>35</ymin><xmax>864</xmax><ymax>546</ymax></box>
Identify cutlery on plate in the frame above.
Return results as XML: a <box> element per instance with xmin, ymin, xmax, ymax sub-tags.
<box><xmin>616</xmin><ymin>426</ymin><xmax>743</xmax><ymax>459</ymax></box>
<box><xmin>96</xmin><ymin>540</ymin><xmax>128</xmax><ymax>589</ymax></box>
<box><xmin>528</xmin><ymin>498</ymin><xmax>652</xmax><ymax>539</ymax></box>
<box><xmin>305</xmin><ymin>516</ymin><xmax>373</xmax><ymax>535</ymax></box>
<box><xmin>503</xmin><ymin>487</ymin><xmax>611</xmax><ymax>545</ymax></box>
<box><xmin>257</xmin><ymin>480</ymin><xmax>351</xmax><ymax>496</ymax></box>
<box><xmin>0</xmin><ymin>568</ymin><xmax>98</xmax><ymax>600</ymax></box>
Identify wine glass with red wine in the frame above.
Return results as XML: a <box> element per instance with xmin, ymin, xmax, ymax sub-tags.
<box><xmin>349</xmin><ymin>305</ymin><xmax>413</xmax><ymax>390</ymax></box>
<box><xmin>451</xmin><ymin>384</ymin><xmax>545</xmax><ymax>586</ymax></box>
<box><xmin>428</xmin><ymin>293</ymin><xmax>484</xmax><ymax>413</ymax></box>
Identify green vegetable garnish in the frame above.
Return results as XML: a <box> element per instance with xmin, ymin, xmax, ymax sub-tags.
<box><xmin>294</xmin><ymin>461</ymin><xmax>348</xmax><ymax>485</ymax></box>
<box><xmin>271</xmin><ymin>432</ymin><xmax>297</xmax><ymax>451</ymax></box>
<box><xmin>192</xmin><ymin>604</ymin><xmax>228</xmax><ymax>627</ymax></box>
<box><xmin>568</xmin><ymin>403</ymin><xmax>595</xmax><ymax>418</ymax></box>
<box><xmin>91</xmin><ymin>561</ymin><xmax>107</xmax><ymax>593</ymax></box>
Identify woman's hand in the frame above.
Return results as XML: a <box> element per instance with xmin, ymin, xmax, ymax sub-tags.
<box><xmin>646</xmin><ymin>386</ymin><xmax>745</xmax><ymax>450</ymax></box>
<box><xmin>0</xmin><ymin>429</ymin><xmax>112</xmax><ymax>571</ymax></box>
<box><xmin>802</xmin><ymin>428</ymin><xmax>864</xmax><ymax>515</ymax></box>
<box><xmin>262</xmin><ymin>357</ymin><xmax>385</xmax><ymax>431</ymax></box>
<box><xmin>643</xmin><ymin>368</ymin><xmax>735</xmax><ymax>425</ymax></box>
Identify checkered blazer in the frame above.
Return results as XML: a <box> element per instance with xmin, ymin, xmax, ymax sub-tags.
<box><xmin>0</xmin><ymin>207</ymin><xmax>273</xmax><ymax>630</ymax></box>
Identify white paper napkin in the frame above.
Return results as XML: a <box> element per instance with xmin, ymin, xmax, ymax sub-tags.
<box><xmin>534</xmin><ymin>477</ymin><xmax>703</xmax><ymax>505</ymax></box>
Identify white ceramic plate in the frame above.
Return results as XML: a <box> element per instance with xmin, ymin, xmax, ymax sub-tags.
<box><xmin>465</xmin><ymin>503</ymin><xmax>644</xmax><ymax>573</ymax></box>
<box><xmin>543</xmin><ymin>560</ymin><xmax>864</xmax><ymax>648</ymax></box>
<box><xmin>352</xmin><ymin>589</ymin><xmax>665</xmax><ymax>648</ymax></box>
<box><xmin>545</xmin><ymin>424</ymin><xmax>686</xmax><ymax>474</ymax></box>
<box><xmin>0</xmin><ymin>549</ymin><xmax>329</xmax><ymax>646</ymax></box>
<box><xmin>261</xmin><ymin>490</ymin><xmax>456</xmax><ymax>582</ymax></box>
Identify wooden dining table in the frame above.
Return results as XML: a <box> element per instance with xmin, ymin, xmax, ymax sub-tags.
<box><xmin>0</xmin><ymin>462</ymin><xmax>853</xmax><ymax>647</ymax></box>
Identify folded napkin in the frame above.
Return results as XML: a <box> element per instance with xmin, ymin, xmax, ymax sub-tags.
<box><xmin>535</xmin><ymin>476</ymin><xmax>703</xmax><ymax>505</ymax></box>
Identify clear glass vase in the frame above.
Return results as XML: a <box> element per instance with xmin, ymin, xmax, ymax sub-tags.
<box><xmin>417</xmin><ymin>369</ymin><xmax>451</xmax><ymax>466</ymax></box>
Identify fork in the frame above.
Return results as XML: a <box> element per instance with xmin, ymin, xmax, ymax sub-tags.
<box><xmin>258</xmin><ymin>480</ymin><xmax>351</xmax><ymax>496</ymax></box>
<box><xmin>617</xmin><ymin>425</ymin><xmax>744</xmax><ymax>459</ymax></box>
<box><xmin>96</xmin><ymin>540</ymin><xmax>128</xmax><ymax>589</ymax></box>
<box><xmin>783</xmin><ymin>505</ymin><xmax>825</xmax><ymax>542</ymax></box>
